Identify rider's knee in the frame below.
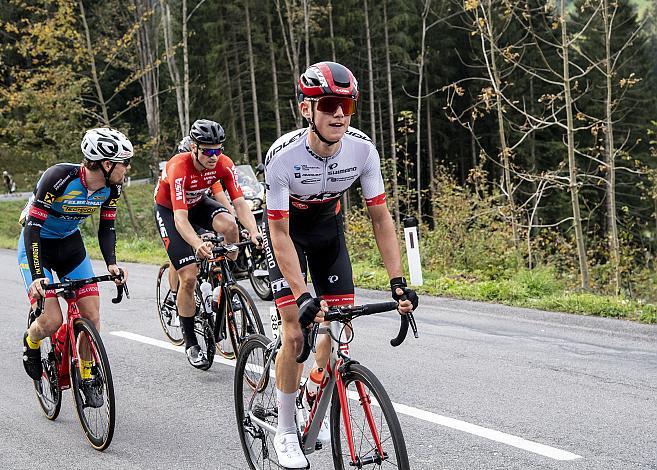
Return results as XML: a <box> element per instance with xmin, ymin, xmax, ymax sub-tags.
<box><xmin>284</xmin><ymin>326</ymin><xmax>304</xmax><ymax>354</ymax></box>
<box><xmin>178</xmin><ymin>274</ymin><xmax>196</xmax><ymax>292</ymax></box>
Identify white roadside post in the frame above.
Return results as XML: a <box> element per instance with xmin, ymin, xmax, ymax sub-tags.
<box><xmin>403</xmin><ymin>216</ymin><xmax>423</xmax><ymax>286</ymax></box>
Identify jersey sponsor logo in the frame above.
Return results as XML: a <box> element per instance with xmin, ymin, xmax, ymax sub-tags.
<box><xmin>155</xmin><ymin>211</ymin><xmax>168</xmax><ymax>238</ymax></box>
<box><xmin>294</xmin><ymin>164</ymin><xmax>320</xmax><ymax>171</ymax></box>
<box><xmin>328</xmin><ymin>275</ymin><xmax>339</xmax><ymax>283</ymax></box>
<box><xmin>55</xmin><ymin>190</ymin><xmax>83</xmax><ymax>202</ymax></box>
<box><xmin>271</xmin><ymin>277</ymin><xmax>290</xmax><ymax>294</ymax></box>
<box><xmin>261</xmin><ymin>230</ymin><xmax>276</xmax><ymax>269</ymax></box>
<box><xmin>107</xmin><ymin>198</ymin><xmax>118</xmax><ymax>207</ymax></box>
<box><xmin>300</xmin><ymin>172</ymin><xmax>321</xmax><ymax>177</ymax></box>
<box><xmin>266</xmin><ymin>131</ymin><xmax>304</xmax><ymax>162</ymax></box>
<box><xmin>328</xmin><ymin>162</ymin><xmax>339</xmax><ymax>170</ymax></box>
<box><xmin>327</xmin><ymin>176</ymin><xmax>357</xmax><ymax>182</ymax></box>
<box><xmin>345</xmin><ymin>129</ymin><xmax>372</xmax><ymax>142</ymax></box>
<box><xmin>43</xmin><ymin>192</ymin><xmax>55</xmax><ymax>204</ymax></box>
<box><xmin>100</xmin><ymin>209</ymin><xmax>116</xmax><ymax>220</ymax></box>
<box><xmin>300</xmin><ymin>178</ymin><xmax>321</xmax><ymax>184</ymax></box>
<box><xmin>63</xmin><ymin>205</ymin><xmax>96</xmax><ymax>214</ymax></box>
<box><xmin>31</xmin><ymin>242</ymin><xmax>41</xmax><ymax>274</ymax></box>
<box><xmin>175</xmin><ymin>177</ymin><xmax>184</xmax><ymax>201</ymax></box>
<box><xmin>291</xmin><ymin>191</ymin><xmax>342</xmax><ymax>202</ymax></box>
<box><xmin>53</xmin><ymin>176</ymin><xmax>69</xmax><ymax>191</ymax></box>
<box><xmin>328</xmin><ymin>166</ymin><xmax>357</xmax><ymax>175</ymax></box>
<box><xmin>294</xmin><ymin>173</ymin><xmax>301</xmax><ymax>178</ymax></box>
<box><xmin>179</xmin><ymin>255</ymin><xmax>195</xmax><ymax>264</ymax></box>
<box><xmin>291</xmin><ymin>201</ymin><xmax>309</xmax><ymax>210</ymax></box>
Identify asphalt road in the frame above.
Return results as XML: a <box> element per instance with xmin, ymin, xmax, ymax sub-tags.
<box><xmin>1</xmin><ymin>247</ymin><xmax>656</xmax><ymax>469</ymax></box>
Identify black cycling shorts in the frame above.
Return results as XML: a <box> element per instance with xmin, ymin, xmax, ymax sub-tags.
<box><xmin>154</xmin><ymin>195</ymin><xmax>229</xmax><ymax>270</ymax></box>
<box><xmin>262</xmin><ymin>209</ymin><xmax>354</xmax><ymax>309</ymax></box>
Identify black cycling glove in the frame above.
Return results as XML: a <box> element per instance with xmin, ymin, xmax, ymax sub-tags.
<box><xmin>297</xmin><ymin>293</ymin><xmax>322</xmax><ymax>328</ymax></box>
<box><xmin>390</xmin><ymin>277</ymin><xmax>419</xmax><ymax>311</ymax></box>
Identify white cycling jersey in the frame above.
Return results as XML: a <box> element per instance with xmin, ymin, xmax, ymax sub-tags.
<box><xmin>264</xmin><ymin>127</ymin><xmax>386</xmax><ymax>220</ymax></box>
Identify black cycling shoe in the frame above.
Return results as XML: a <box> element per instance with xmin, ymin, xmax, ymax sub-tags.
<box><xmin>80</xmin><ymin>376</ymin><xmax>104</xmax><ymax>408</ymax></box>
<box><xmin>186</xmin><ymin>345</ymin><xmax>209</xmax><ymax>370</ymax></box>
<box><xmin>22</xmin><ymin>331</ymin><xmax>43</xmax><ymax>381</ymax></box>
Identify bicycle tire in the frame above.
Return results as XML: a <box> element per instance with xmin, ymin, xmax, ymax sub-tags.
<box><xmin>70</xmin><ymin>318</ymin><xmax>115</xmax><ymax>451</ymax></box>
<box><xmin>330</xmin><ymin>363</ymin><xmax>409</xmax><ymax>469</ymax></box>
<box><xmin>156</xmin><ymin>262</ymin><xmax>184</xmax><ymax>346</ymax></box>
<box><xmin>225</xmin><ymin>284</ymin><xmax>265</xmax><ymax>356</ymax></box>
<box><xmin>234</xmin><ymin>334</ymin><xmax>279</xmax><ymax>470</ymax></box>
<box><xmin>33</xmin><ymin>336</ymin><xmax>62</xmax><ymax>421</ymax></box>
<box><xmin>248</xmin><ymin>251</ymin><xmax>273</xmax><ymax>301</ymax></box>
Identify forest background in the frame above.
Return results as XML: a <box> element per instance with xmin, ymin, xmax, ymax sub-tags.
<box><xmin>1</xmin><ymin>0</ymin><xmax>656</xmax><ymax>322</ymax></box>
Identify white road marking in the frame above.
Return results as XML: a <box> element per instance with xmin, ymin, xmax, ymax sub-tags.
<box><xmin>111</xmin><ymin>330</ymin><xmax>582</xmax><ymax>461</ymax></box>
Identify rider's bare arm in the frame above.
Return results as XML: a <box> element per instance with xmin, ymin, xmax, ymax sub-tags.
<box><xmin>269</xmin><ymin>217</ymin><xmax>308</xmax><ymax>299</ymax></box>
<box><xmin>232</xmin><ymin>196</ymin><xmax>259</xmax><ymax>238</ymax></box>
<box><xmin>367</xmin><ymin>203</ymin><xmax>403</xmax><ymax>279</ymax></box>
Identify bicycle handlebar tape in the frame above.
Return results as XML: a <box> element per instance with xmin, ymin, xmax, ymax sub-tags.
<box><xmin>364</xmin><ymin>301</ymin><xmax>399</xmax><ymax>315</ymax></box>
<box><xmin>296</xmin><ymin>326</ymin><xmax>313</xmax><ymax>364</ymax></box>
<box><xmin>390</xmin><ymin>314</ymin><xmax>410</xmax><ymax>347</ymax></box>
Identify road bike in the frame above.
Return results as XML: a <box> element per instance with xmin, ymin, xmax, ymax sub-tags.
<box><xmin>157</xmin><ymin>235</ymin><xmax>265</xmax><ymax>367</ymax></box>
<box><xmin>29</xmin><ymin>274</ymin><xmax>128</xmax><ymax>451</ymax></box>
<box><xmin>234</xmin><ymin>301</ymin><xmax>418</xmax><ymax>469</ymax></box>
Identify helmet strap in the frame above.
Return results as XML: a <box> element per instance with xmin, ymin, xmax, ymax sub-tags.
<box><xmin>100</xmin><ymin>161</ymin><xmax>118</xmax><ymax>186</ymax></box>
<box><xmin>307</xmin><ymin>104</ymin><xmax>339</xmax><ymax>146</ymax></box>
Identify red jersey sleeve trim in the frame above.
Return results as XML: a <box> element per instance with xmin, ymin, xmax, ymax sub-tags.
<box><xmin>100</xmin><ymin>209</ymin><xmax>117</xmax><ymax>220</ymax></box>
<box><xmin>365</xmin><ymin>193</ymin><xmax>387</xmax><ymax>207</ymax></box>
<box><xmin>29</xmin><ymin>206</ymin><xmax>48</xmax><ymax>221</ymax></box>
<box><xmin>267</xmin><ymin>209</ymin><xmax>289</xmax><ymax>221</ymax></box>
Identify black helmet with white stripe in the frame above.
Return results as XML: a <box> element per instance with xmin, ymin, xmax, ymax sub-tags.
<box><xmin>81</xmin><ymin>128</ymin><xmax>133</xmax><ymax>162</ymax></box>
<box><xmin>189</xmin><ymin>119</ymin><xmax>225</xmax><ymax>145</ymax></box>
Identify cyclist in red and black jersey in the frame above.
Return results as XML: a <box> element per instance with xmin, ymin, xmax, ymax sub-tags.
<box><xmin>154</xmin><ymin>119</ymin><xmax>260</xmax><ymax>369</ymax></box>
<box><xmin>262</xmin><ymin>61</ymin><xmax>419</xmax><ymax>467</ymax></box>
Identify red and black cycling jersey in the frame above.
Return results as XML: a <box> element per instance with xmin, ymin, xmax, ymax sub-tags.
<box><xmin>20</xmin><ymin>163</ymin><xmax>121</xmax><ymax>279</ymax></box>
<box><xmin>154</xmin><ymin>152</ymin><xmax>243</xmax><ymax>210</ymax></box>
<box><xmin>264</xmin><ymin>126</ymin><xmax>386</xmax><ymax>223</ymax></box>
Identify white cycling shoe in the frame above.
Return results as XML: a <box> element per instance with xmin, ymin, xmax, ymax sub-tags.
<box><xmin>273</xmin><ymin>432</ymin><xmax>308</xmax><ymax>469</ymax></box>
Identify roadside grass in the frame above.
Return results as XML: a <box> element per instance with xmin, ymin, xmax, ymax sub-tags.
<box><xmin>1</xmin><ymin>182</ymin><xmax>655</xmax><ymax>324</ymax></box>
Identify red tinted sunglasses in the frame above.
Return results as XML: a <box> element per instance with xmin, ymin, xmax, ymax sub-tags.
<box><xmin>308</xmin><ymin>96</ymin><xmax>357</xmax><ymax>116</ymax></box>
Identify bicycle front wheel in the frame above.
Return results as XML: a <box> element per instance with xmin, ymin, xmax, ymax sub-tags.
<box><xmin>330</xmin><ymin>363</ymin><xmax>409</xmax><ymax>469</ymax></box>
<box><xmin>226</xmin><ymin>284</ymin><xmax>264</xmax><ymax>356</ymax></box>
<box><xmin>70</xmin><ymin>318</ymin><xmax>115</xmax><ymax>451</ymax></box>
<box><xmin>33</xmin><ymin>336</ymin><xmax>62</xmax><ymax>420</ymax></box>
<box><xmin>156</xmin><ymin>262</ymin><xmax>184</xmax><ymax>346</ymax></box>
<box><xmin>234</xmin><ymin>334</ymin><xmax>279</xmax><ymax>470</ymax></box>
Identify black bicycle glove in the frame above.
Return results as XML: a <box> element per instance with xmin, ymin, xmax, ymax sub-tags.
<box><xmin>390</xmin><ymin>277</ymin><xmax>419</xmax><ymax>311</ymax></box>
<box><xmin>297</xmin><ymin>293</ymin><xmax>322</xmax><ymax>328</ymax></box>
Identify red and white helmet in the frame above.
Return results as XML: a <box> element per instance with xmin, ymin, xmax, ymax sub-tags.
<box><xmin>297</xmin><ymin>62</ymin><xmax>359</xmax><ymax>101</ymax></box>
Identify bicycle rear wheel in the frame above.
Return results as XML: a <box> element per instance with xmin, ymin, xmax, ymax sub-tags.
<box><xmin>156</xmin><ymin>262</ymin><xmax>184</xmax><ymax>346</ymax></box>
<box><xmin>70</xmin><ymin>318</ymin><xmax>115</xmax><ymax>451</ymax></box>
<box><xmin>33</xmin><ymin>336</ymin><xmax>61</xmax><ymax>420</ymax></box>
<box><xmin>226</xmin><ymin>284</ymin><xmax>264</xmax><ymax>356</ymax></box>
<box><xmin>234</xmin><ymin>334</ymin><xmax>280</xmax><ymax>470</ymax></box>
<box><xmin>330</xmin><ymin>363</ymin><xmax>409</xmax><ymax>469</ymax></box>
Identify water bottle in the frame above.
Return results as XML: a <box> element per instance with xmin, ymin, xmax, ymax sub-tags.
<box><xmin>211</xmin><ymin>285</ymin><xmax>222</xmax><ymax>313</ymax></box>
<box><xmin>304</xmin><ymin>367</ymin><xmax>324</xmax><ymax>411</ymax></box>
<box><xmin>199</xmin><ymin>281</ymin><xmax>213</xmax><ymax>314</ymax></box>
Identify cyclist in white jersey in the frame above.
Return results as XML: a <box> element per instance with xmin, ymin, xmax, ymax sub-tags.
<box><xmin>262</xmin><ymin>61</ymin><xmax>419</xmax><ymax>469</ymax></box>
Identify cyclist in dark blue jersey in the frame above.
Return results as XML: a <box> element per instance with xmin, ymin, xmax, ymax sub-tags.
<box><xmin>19</xmin><ymin>128</ymin><xmax>132</xmax><ymax>401</ymax></box>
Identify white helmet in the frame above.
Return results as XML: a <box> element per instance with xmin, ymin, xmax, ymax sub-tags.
<box><xmin>177</xmin><ymin>136</ymin><xmax>192</xmax><ymax>153</ymax></box>
<box><xmin>81</xmin><ymin>128</ymin><xmax>133</xmax><ymax>162</ymax></box>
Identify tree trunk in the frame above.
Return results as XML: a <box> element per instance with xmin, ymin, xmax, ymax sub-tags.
<box><xmin>267</xmin><ymin>13</ymin><xmax>282</xmax><ymax>137</ymax></box>
<box><xmin>303</xmin><ymin>0</ymin><xmax>310</xmax><ymax>69</ymax></box>
<box><xmin>328</xmin><ymin>0</ymin><xmax>336</xmax><ymax>62</ymax></box>
<box><xmin>603</xmin><ymin>0</ymin><xmax>621</xmax><ymax>295</ymax></box>
<box><xmin>223</xmin><ymin>53</ymin><xmax>238</xmax><ymax>146</ymax></box>
<box><xmin>426</xmin><ymin>79</ymin><xmax>435</xmax><ymax>222</ymax></box>
<box><xmin>486</xmin><ymin>0</ymin><xmax>519</xmax><ymax>253</ymax></box>
<box><xmin>182</xmin><ymin>0</ymin><xmax>190</xmax><ymax>132</ymax></box>
<box><xmin>276</xmin><ymin>0</ymin><xmax>301</xmax><ymax>126</ymax></box>
<box><xmin>415</xmin><ymin>0</ymin><xmax>430</xmax><ymax>218</ymax></box>
<box><xmin>561</xmin><ymin>0</ymin><xmax>590</xmax><ymax>289</ymax></box>
<box><xmin>364</xmin><ymin>0</ymin><xmax>376</xmax><ymax>145</ymax></box>
<box><xmin>234</xmin><ymin>47</ymin><xmax>249</xmax><ymax>158</ymax></box>
<box><xmin>245</xmin><ymin>1</ymin><xmax>262</xmax><ymax>163</ymax></box>
<box><xmin>383</xmin><ymin>0</ymin><xmax>400</xmax><ymax>229</ymax></box>
<box><xmin>161</xmin><ymin>0</ymin><xmax>185</xmax><ymax>137</ymax></box>
<box><xmin>78</xmin><ymin>0</ymin><xmax>109</xmax><ymax>125</ymax></box>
